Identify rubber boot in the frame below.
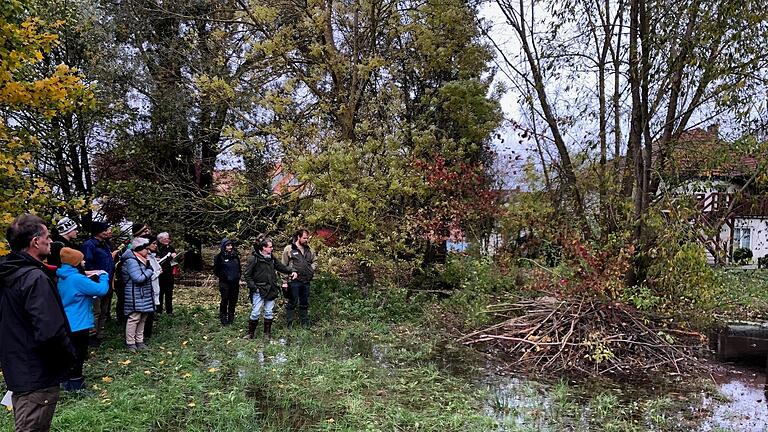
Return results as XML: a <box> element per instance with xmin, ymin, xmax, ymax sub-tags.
<box><xmin>299</xmin><ymin>308</ymin><xmax>310</xmax><ymax>328</ymax></box>
<box><xmin>264</xmin><ymin>319</ymin><xmax>273</xmax><ymax>340</ymax></box>
<box><xmin>244</xmin><ymin>319</ymin><xmax>258</xmax><ymax>339</ymax></box>
<box><xmin>285</xmin><ymin>309</ymin><xmax>295</xmax><ymax>328</ymax></box>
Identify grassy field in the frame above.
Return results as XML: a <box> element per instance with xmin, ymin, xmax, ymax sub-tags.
<box><xmin>717</xmin><ymin>268</ymin><xmax>768</xmax><ymax>320</ymax></box>
<box><xmin>0</xmin><ymin>271</ymin><xmax>728</xmax><ymax>431</ymax></box>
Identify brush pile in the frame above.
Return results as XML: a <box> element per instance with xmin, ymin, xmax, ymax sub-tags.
<box><xmin>459</xmin><ymin>295</ymin><xmax>705</xmax><ymax>376</ymax></box>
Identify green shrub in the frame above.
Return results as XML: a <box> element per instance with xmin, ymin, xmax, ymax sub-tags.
<box><xmin>732</xmin><ymin>247</ymin><xmax>753</xmax><ymax>265</ymax></box>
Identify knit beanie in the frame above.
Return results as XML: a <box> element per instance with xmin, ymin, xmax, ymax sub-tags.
<box><xmin>91</xmin><ymin>221</ymin><xmax>110</xmax><ymax>235</ymax></box>
<box><xmin>131</xmin><ymin>236</ymin><xmax>150</xmax><ymax>252</ymax></box>
<box><xmin>56</xmin><ymin>217</ymin><xmax>78</xmax><ymax>236</ymax></box>
<box><xmin>60</xmin><ymin>247</ymin><xmax>84</xmax><ymax>267</ymax></box>
<box><xmin>131</xmin><ymin>223</ymin><xmax>149</xmax><ymax>237</ymax></box>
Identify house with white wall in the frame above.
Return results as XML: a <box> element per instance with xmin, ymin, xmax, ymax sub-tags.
<box><xmin>672</xmin><ymin>127</ymin><xmax>767</xmax><ymax>265</ymax></box>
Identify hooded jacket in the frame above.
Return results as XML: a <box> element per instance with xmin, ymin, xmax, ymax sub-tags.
<box><xmin>0</xmin><ymin>252</ymin><xmax>75</xmax><ymax>392</ymax></box>
<box><xmin>213</xmin><ymin>238</ymin><xmax>241</xmax><ymax>284</ymax></box>
<box><xmin>56</xmin><ymin>264</ymin><xmax>110</xmax><ymax>332</ymax></box>
<box><xmin>243</xmin><ymin>251</ymin><xmax>294</xmax><ymax>301</ymax></box>
<box><xmin>121</xmin><ymin>249</ymin><xmax>155</xmax><ymax>314</ymax></box>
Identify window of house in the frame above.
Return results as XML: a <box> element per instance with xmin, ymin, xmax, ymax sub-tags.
<box><xmin>734</xmin><ymin>227</ymin><xmax>751</xmax><ymax>249</ymax></box>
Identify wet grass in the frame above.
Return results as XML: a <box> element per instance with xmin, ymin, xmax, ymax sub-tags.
<box><xmin>0</xmin><ymin>272</ymin><xmax>733</xmax><ymax>431</ymax></box>
<box><xmin>0</xmin><ymin>275</ymin><xmax>494</xmax><ymax>431</ymax></box>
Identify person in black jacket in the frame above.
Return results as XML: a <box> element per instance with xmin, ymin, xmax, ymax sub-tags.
<box><xmin>48</xmin><ymin>216</ymin><xmax>79</xmax><ymax>268</ymax></box>
<box><xmin>156</xmin><ymin>232</ymin><xmax>177</xmax><ymax>314</ymax></box>
<box><xmin>0</xmin><ymin>214</ymin><xmax>76</xmax><ymax>432</ymax></box>
<box><xmin>242</xmin><ymin>237</ymin><xmax>296</xmax><ymax>339</ymax></box>
<box><xmin>213</xmin><ymin>238</ymin><xmax>241</xmax><ymax>326</ymax></box>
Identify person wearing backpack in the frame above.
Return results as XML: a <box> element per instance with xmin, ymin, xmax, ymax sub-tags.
<box><xmin>213</xmin><ymin>238</ymin><xmax>241</xmax><ymax>326</ymax></box>
<box><xmin>243</xmin><ymin>236</ymin><xmax>296</xmax><ymax>339</ymax></box>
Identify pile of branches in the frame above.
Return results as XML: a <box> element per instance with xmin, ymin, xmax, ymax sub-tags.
<box><xmin>458</xmin><ymin>295</ymin><xmax>705</xmax><ymax>377</ymax></box>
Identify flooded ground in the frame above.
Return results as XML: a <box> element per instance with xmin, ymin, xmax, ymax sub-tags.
<box><xmin>699</xmin><ymin>362</ymin><xmax>768</xmax><ymax>431</ymax></box>
<box><xmin>480</xmin><ymin>360</ymin><xmax>768</xmax><ymax>431</ymax></box>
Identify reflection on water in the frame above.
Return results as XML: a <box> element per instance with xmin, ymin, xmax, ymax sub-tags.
<box><xmin>700</xmin><ymin>366</ymin><xmax>768</xmax><ymax>432</ymax></box>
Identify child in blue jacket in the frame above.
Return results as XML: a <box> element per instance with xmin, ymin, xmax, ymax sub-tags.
<box><xmin>56</xmin><ymin>247</ymin><xmax>109</xmax><ymax>391</ymax></box>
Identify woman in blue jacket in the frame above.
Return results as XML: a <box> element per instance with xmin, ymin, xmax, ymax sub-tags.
<box><xmin>121</xmin><ymin>237</ymin><xmax>155</xmax><ymax>352</ymax></box>
<box><xmin>56</xmin><ymin>247</ymin><xmax>109</xmax><ymax>391</ymax></box>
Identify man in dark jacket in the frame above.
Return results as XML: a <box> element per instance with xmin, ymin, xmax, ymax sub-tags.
<box><xmin>81</xmin><ymin>221</ymin><xmax>116</xmax><ymax>344</ymax></box>
<box><xmin>156</xmin><ymin>232</ymin><xmax>177</xmax><ymax>314</ymax></box>
<box><xmin>213</xmin><ymin>238</ymin><xmax>241</xmax><ymax>326</ymax></box>
<box><xmin>243</xmin><ymin>237</ymin><xmax>296</xmax><ymax>339</ymax></box>
<box><xmin>47</xmin><ymin>217</ymin><xmax>79</xmax><ymax>268</ymax></box>
<box><xmin>0</xmin><ymin>214</ymin><xmax>76</xmax><ymax>431</ymax></box>
<box><xmin>281</xmin><ymin>229</ymin><xmax>316</xmax><ymax>328</ymax></box>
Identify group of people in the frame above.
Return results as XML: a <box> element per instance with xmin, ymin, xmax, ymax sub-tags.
<box><xmin>214</xmin><ymin>229</ymin><xmax>316</xmax><ymax>339</ymax></box>
<box><xmin>0</xmin><ymin>214</ymin><xmax>176</xmax><ymax>431</ymax></box>
<box><xmin>0</xmin><ymin>214</ymin><xmax>316</xmax><ymax>432</ymax></box>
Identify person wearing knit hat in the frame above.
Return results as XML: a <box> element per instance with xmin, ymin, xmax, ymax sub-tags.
<box><xmin>131</xmin><ymin>223</ymin><xmax>150</xmax><ymax>238</ymax></box>
<box><xmin>49</xmin><ymin>217</ymin><xmax>80</xmax><ymax>268</ymax></box>
<box><xmin>120</xmin><ymin>237</ymin><xmax>155</xmax><ymax>352</ymax></box>
<box><xmin>81</xmin><ymin>221</ymin><xmax>116</xmax><ymax>346</ymax></box>
<box><xmin>55</xmin><ymin>248</ymin><xmax>109</xmax><ymax>391</ymax></box>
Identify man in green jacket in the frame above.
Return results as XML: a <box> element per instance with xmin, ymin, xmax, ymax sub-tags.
<box><xmin>281</xmin><ymin>229</ymin><xmax>316</xmax><ymax>328</ymax></box>
<box><xmin>243</xmin><ymin>237</ymin><xmax>296</xmax><ymax>339</ymax></box>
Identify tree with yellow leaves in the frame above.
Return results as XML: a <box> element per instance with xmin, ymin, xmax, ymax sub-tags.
<box><xmin>1</xmin><ymin>0</ymin><xmax>91</xmax><ymax>254</ymax></box>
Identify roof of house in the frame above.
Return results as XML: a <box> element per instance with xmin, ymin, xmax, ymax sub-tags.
<box><xmin>671</xmin><ymin>126</ymin><xmax>761</xmax><ymax>179</ymax></box>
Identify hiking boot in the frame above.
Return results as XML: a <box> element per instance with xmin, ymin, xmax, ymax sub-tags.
<box><xmin>264</xmin><ymin>319</ymin><xmax>273</xmax><ymax>340</ymax></box>
<box><xmin>244</xmin><ymin>319</ymin><xmax>258</xmax><ymax>339</ymax></box>
<box><xmin>220</xmin><ymin>313</ymin><xmax>227</xmax><ymax>326</ymax></box>
<box><xmin>127</xmin><ymin>344</ymin><xmax>138</xmax><ymax>353</ymax></box>
<box><xmin>299</xmin><ymin>308</ymin><xmax>310</xmax><ymax>328</ymax></box>
<box><xmin>136</xmin><ymin>342</ymin><xmax>148</xmax><ymax>350</ymax></box>
<box><xmin>285</xmin><ymin>309</ymin><xmax>294</xmax><ymax>328</ymax></box>
<box><xmin>226</xmin><ymin>313</ymin><xmax>235</xmax><ymax>325</ymax></box>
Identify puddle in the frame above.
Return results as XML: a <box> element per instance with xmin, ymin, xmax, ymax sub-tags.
<box><xmin>255</xmin><ymin>348</ymin><xmax>288</xmax><ymax>366</ymax></box>
<box><xmin>699</xmin><ymin>364</ymin><xmax>768</xmax><ymax>432</ymax></box>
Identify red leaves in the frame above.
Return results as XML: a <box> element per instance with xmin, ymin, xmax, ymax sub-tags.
<box><xmin>411</xmin><ymin>156</ymin><xmax>501</xmax><ymax>242</ymax></box>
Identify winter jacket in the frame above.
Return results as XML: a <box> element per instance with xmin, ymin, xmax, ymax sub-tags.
<box><xmin>121</xmin><ymin>249</ymin><xmax>155</xmax><ymax>314</ymax></box>
<box><xmin>56</xmin><ymin>264</ymin><xmax>109</xmax><ymax>332</ymax></box>
<box><xmin>213</xmin><ymin>238</ymin><xmax>241</xmax><ymax>284</ymax></box>
<box><xmin>48</xmin><ymin>234</ymin><xmax>78</xmax><ymax>268</ymax></box>
<box><xmin>0</xmin><ymin>252</ymin><xmax>75</xmax><ymax>393</ymax></box>
<box><xmin>81</xmin><ymin>237</ymin><xmax>116</xmax><ymax>280</ymax></box>
<box><xmin>282</xmin><ymin>243</ymin><xmax>316</xmax><ymax>282</ymax></box>
<box><xmin>243</xmin><ymin>252</ymin><xmax>294</xmax><ymax>301</ymax></box>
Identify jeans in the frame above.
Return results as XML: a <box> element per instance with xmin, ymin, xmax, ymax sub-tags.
<box><xmin>249</xmin><ymin>293</ymin><xmax>275</xmax><ymax>320</ymax></box>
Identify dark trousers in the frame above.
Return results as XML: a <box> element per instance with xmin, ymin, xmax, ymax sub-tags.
<box><xmin>144</xmin><ymin>312</ymin><xmax>155</xmax><ymax>339</ymax></box>
<box><xmin>115</xmin><ymin>282</ymin><xmax>126</xmax><ymax>324</ymax></box>
<box><xmin>158</xmin><ymin>274</ymin><xmax>174</xmax><ymax>313</ymax></box>
<box><xmin>12</xmin><ymin>386</ymin><xmax>60</xmax><ymax>432</ymax></box>
<box><xmin>287</xmin><ymin>281</ymin><xmax>310</xmax><ymax>311</ymax></box>
<box><xmin>69</xmin><ymin>330</ymin><xmax>90</xmax><ymax>379</ymax></box>
<box><xmin>219</xmin><ymin>281</ymin><xmax>239</xmax><ymax>319</ymax></box>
